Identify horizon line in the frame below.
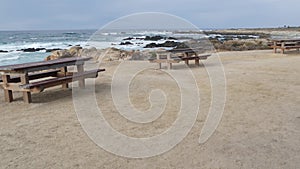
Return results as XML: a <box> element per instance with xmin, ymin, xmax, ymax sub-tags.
<box><xmin>0</xmin><ymin>26</ymin><xmax>299</xmax><ymax>32</ymax></box>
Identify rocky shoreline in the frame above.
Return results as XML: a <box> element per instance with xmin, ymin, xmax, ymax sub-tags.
<box><xmin>31</xmin><ymin>27</ymin><xmax>300</xmax><ymax>61</ymax></box>
<box><xmin>44</xmin><ymin>34</ymin><xmax>271</xmax><ymax>61</ymax></box>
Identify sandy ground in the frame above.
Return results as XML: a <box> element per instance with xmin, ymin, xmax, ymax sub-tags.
<box><xmin>0</xmin><ymin>50</ymin><xmax>299</xmax><ymax>169</ymax></box>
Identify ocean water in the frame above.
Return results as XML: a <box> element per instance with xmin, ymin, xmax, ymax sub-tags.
<box><xmin>0</xmin><ymin>29</ymin><xmax>261</xmax><ymax>66</ymax></box>
<box><xmin>0</xmin><ymin>29</ymin><xmax>208</xmax><ymax>66</ymax></box>
<box><xmin>0</xmin><ymin>30</ymin><xmax>94</xmax><ymax>66</ymax></box>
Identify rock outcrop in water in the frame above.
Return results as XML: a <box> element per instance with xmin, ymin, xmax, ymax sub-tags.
<box><xmin>144</xmin><ymin>41</ymin><xmax>190</xmax><ymax>48</ymax></box>
<box><xmin>17</xmin><ymin>48</ymin><xmax>46</xmax><ymax>52</ymax></box>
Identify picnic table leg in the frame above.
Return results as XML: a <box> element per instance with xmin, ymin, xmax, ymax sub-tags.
<box><xmin>195</xmin><ymin>58</ymin><xmax>200</xmax><ymax>66</ymax></box>
<box><xmin>168</xmin><ymin>63</ymin><xmax>172</xmax><ymax>70</ymax></box>
<box><xmin>167</xmin><ymin>53</ymin><xmax>172</xmax><ymax>70</ymax></box>
<box><xmin>157</xmin><ymin>53</ymin><xmax>162</xmax><ymax>69</ymax></box>
<box><xmin>158</xmin><ymin>63</ymin><xmax>162</xmax><ymax>69</ymax></box>
<box><xmin>61</xmin><ymin>67</ymin><xmax>69</xmax><ymax>89</ymax></box>
<box><xmin>77</xmin><ymin>64</ymin><xmax>85</xmax><ymax>88</ymax></box>
<box><xmin>281</xmin><ymin>42</ymin><xmax>285</xmax><ymax>54</ymax></box>
<box><xmin>183</xmin><ymin>52</ymin><xmax>190</xmax><ymax>65</ymax></box>
<box><xmin>1</xmin><ymin>75</ymin><xmax>13</xmax><ymax>102</ymax></box>
<box><xmin>20</xmin><ymin>74</ymin><xmax>32</xmax><ymax>103</ymax></box>
<box><xmin>273</xmin><ymin>42</ymin><xmax>277</xmax><ymax>53</ymax></box>
<box><xmin>185</xmin><ymin>60</ymin><xmax>189</xmax><ymax>65</ymax></box>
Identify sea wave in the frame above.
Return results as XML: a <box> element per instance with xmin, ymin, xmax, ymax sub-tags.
<box><xmin>0</xmin><ymin>41</ymin><xmax>88</xmax><ymax>52</ymax></box>
<box><xmin>0</xmin><ymin>52</ymin><xmax>48</xmax><ymax>66</ymax></box>
<box><xmin>0</xmin><ymin>53</ymin><xmax>21</xmax><ymax>62</ymax></box>
<box><xmin>63</xmin><ymin>32</ymin><xmax>79</xmax><ymax>35</ymax></box>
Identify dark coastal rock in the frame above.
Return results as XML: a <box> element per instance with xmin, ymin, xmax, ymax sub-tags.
<box><xmin>159</xmin><ymin>41</ymin><xmax>179</xmax><ymax>47</ymax></box>
<box><xmin>123</xmin><ymin>37</ymin><xmax>134</xmax><ymax>41</ymax></box>
<box><xmin>144</xmin><ymin>41</ymin><xmax>189</xmax><ymax>48</ymax></box>
<box><xmin>144</xmin><ymin>35</ymin><xmax>165</xmax><ymax>41</ymax></box>
<box><xmin>167</xmin><ymin>37</ymin><xmax>177</xmax><ymax>40</ymax></box>
<box><xmin>45</xmin><ymin>48</ymin><xmax>62</xmax><ymax>52</ymax></box>
<box><xmin>120</xmin><ymin>41</ymin><xmax>133</xmax><ymax>45</ymax></box>
<box><xmin>144</xmin><ymin>43</ymin><xmax>158</xmax><ymax>48</ymax></box>
<box><xmin>0</xmin><ymin>50</ymin><xmax>8</xmax><ymax>53</ymax></box>
<box><xmin>17</xmin><ymin>48</ymin><xmax>46</xmax><ymax>52</ymax></box>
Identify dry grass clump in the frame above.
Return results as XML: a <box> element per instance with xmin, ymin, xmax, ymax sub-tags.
<box><xmin>211</xmin><ymin>39</ymin><xmax>270</xmax><ymax>51</ymax></box>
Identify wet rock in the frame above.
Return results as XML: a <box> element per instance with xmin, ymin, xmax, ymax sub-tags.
<box><xmin>143</xmin><ymin>43</ymin><xmax>158</xmax><ymax>48</ymax></box>
<box><xmin>123</xmin><ymin>37</ymin><xmax>134</xmax><ymax>41</ymax></box>
<box><xmin>0</xmin><ymin>50</ymin><xmax>8</xmax><ymax>53</ymax></box>
<box><xmin>144</xmin><ymin>35</ymin><xmax>165</xmax><ymax>41</ymax></box>
<box><xmin>18</xmin><ymin>48</ymin><xmax>46</xmax><ymax>52</ymax></box>
<box><xmin>144</xmin><ymin>41</ymin><xmax>186</xmax><ymax>48</ymax></box>
<box><xmin>45</xmin><ymin>48</ymin><xmax>62</xmax><ymax>52</ymax></box>
<box><xmin>119</xmin><ymin>41</ymin><xmax>133</xmax><ymax>45</ymax></box>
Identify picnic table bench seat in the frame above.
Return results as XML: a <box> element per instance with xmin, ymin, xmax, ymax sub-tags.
<box><xmin>20</xmin><ymin>68</ymin><xmax>105</xmax><ymax>93</ymax></box>
<box><xmin>179</xmin><ymin>54</ymin><xmax>210</xmax><ymax>60</ymax></box>
<box><xmin>0</xmin><ymin>69</ymin><xmax>61</xmax><ymax>83</ymax></box>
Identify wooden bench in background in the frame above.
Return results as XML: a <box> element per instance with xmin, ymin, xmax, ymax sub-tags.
<box><xmin>149</xmin><ymin>48</ymin><xmax>211</xmax><ymax>69</ymax></box>
<box><xmin>271</xmin><ymin>39</ymin><xmax>300</xmax><ymax>54</ymax></box>
<box><xmin>178</xmin><ymin>54</ymin><xmax>211</xmax><ymax>66</ymax></box>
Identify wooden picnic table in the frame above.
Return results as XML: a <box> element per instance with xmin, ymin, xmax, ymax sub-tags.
<box><xmin>169</xmin><ymin>48</ymin><xmax>210</xmax><ymax>65</ymax></box>
<box><xmin>0</xmin><ymin>57</ymin><xmax>105</xmax><ymax>103</ymax></box>
<box><xmin>149</xmin><ymin>48</ymin><xmax>210</xmax><ymax>69</ymax></box>
<box><xmin>271</xmin><ymin>39</ymin><xmax>300</xmax><ymax>54</ymax></box>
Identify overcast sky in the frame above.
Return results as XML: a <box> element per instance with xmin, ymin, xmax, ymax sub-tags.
<box><xmin>0</xmin><ymin>0</ymin><xmax>299</xmax><ymax>30</ymax></box>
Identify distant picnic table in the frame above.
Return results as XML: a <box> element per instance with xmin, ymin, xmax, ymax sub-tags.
<box><xmin>271</xmin><ymin>39</ymin><xmax>300</xmax><ymax>54</ymax></box>
<box><xmin>149</xmin><ymin>48</ymin><xmax>211</xmax><ymax>69</ymax></box>
<box><xmin>0</xmin><ymin>57</ymin><xmax>105</xmax><ymax>103</ymax></box>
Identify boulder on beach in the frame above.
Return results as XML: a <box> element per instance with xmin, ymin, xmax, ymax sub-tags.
<box><xmin>45</xmin><ymin>49</ymin><xmax>72</xmax><ymax>61</ymax></box>
<box><xmin>69</xmin><ymin>46</ymin><xmax>83</xmax><ymax>57</ymax></box>
<box><xmin>44</xmin><ymin>46</ymin><xmax>136</xmax><ymax>61</ymax></box>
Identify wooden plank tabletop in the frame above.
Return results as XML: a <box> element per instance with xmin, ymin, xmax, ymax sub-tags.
<box><xmin>0</xmin><ymin>57</ymin><xmax>92</xmax><ymax>73</ymax></box>
<box><xmin>271</xmin><ymin>39</ymin><xmax>300</xmax><ymax>42</ymax></box>
<box><xmin>169</xmin><ymin>48</ymin><xmax>198</xmax><ymax>53</ymax></box>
